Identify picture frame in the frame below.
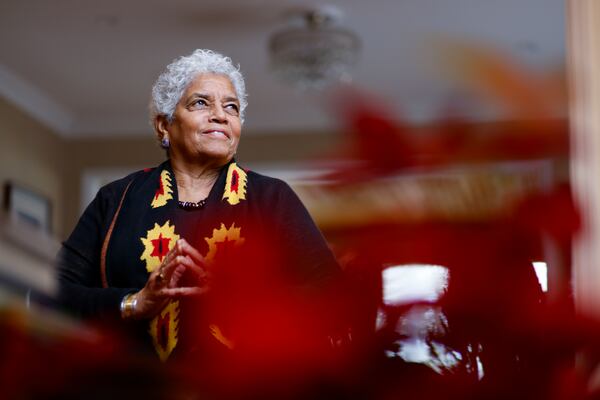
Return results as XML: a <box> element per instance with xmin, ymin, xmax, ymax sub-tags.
<box><xmin>3</xmin><ymin>182</ymin><xmax>52</xmax><ymax>233</ymax></box>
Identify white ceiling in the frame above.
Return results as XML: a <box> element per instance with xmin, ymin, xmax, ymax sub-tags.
<box><xmin>0</xmin><ymin>0</ymin><xmax>565</xmax><ymax>138</ymax></box>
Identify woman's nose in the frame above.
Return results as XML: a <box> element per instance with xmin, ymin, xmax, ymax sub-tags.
<box><xmin>209</xmin><ymin>104</ymin><xmax>227</xmax><ymax>122</ymax></box>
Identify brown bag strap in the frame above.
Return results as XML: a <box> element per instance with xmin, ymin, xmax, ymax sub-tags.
<box><xmin>100</xmin><ymin>180</ymin><xmax>133</xmax><ymax>288</ymax></box>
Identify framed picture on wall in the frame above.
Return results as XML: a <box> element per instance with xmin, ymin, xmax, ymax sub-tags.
<box><xmin>3</xmin><ymin>182</ymin><xmax>52</xmax><ymax>233</ymax></box>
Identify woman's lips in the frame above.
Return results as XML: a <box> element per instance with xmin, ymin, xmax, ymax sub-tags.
<box><xmin>202</xmin><ymin>130</ymin><xmax>229</xmax><ymax>139</ymax></box>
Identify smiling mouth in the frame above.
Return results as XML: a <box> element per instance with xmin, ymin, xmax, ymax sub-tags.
<box><xmin>202</xmin><ymin>130</ymin><xmax>229</xmax><ymax>139</ymax></box>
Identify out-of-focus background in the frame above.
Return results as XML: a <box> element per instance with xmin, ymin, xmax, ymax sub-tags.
<box><xmin>0</xmin><ymin>0</ymin><xmax>566</xmax><ymax>239</ymax></box>
<box><xmin>5</xmin><ymin>0</ymin><xmax>600</xmax><ymax>398</ymax></box>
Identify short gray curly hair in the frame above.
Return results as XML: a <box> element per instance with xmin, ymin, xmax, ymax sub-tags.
<box><xmin>150</xmin><ymin>49</ymin><xmax>248</xmax><ymax>127</ymax></box>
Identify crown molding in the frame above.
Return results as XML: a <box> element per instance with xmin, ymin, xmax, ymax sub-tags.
<box><xmin>0</xmin><ymin>63</ymin><xmax>74</xmax><ymax>136</ymax></box>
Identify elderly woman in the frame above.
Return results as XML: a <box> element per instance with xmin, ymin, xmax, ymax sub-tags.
<box><xmin>57</xmin><ymin>49</ymin><xmax>340</xmax><ymax>364</ymax></box>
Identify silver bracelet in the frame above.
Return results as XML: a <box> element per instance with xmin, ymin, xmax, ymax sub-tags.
<box><xmin>119</xmin><ymin>294</ymin><xmax>129</xmax><ymax>316</ymax></box>
<box><xmin>131</xmin><ymin>294</ymin><xmax>138</xmax><ymax>314</ymax></box>
<box><xmin>120</xmin><ymin>293</ymin><xmax>137</xmax><ymax>319</ymax></box>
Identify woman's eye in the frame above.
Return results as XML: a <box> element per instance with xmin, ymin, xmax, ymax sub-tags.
<box><xmin>225</xmin><ymin>104</ymin><xmax>239</xmax><ymax>113</ymax></box>
<box><xmin>188</xmin><ymin>99</ymin><xmax>207</xmax><ymax>109</ymax></box>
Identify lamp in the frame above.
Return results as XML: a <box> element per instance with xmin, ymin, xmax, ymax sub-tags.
<box><xmin>268</xmin><ymin>6</ymin><xmax>360</xmax><ymax>89</ymax></box>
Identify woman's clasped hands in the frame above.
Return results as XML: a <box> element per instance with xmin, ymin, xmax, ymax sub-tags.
<box><xmin>122</xmin><ymin>238</ymin><xmax>209</xmax><ymax>320</ymax></box>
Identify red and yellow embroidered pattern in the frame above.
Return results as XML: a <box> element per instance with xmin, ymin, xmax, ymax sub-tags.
<box><xmin>151</xmin><ymin>170</ymin><xmax>173</xmax><ymax>208</ymax></box>
<box><xmin>204</xmin><ymin>222</ymin><xmax>245</xmax><ymax>265</ymax></box>
<box><xmin>149</xmin><ymin>300</ymin><xmax>180</xmax><ymax>362</ymax></box>
<box><xmin>209</xmin><ymin>324</ymin><xmax>234</xmax><ymax>349</ymax></box>
<box><xmin>204</xmin><ymin>223</ymin><xmax>245</xmax><ymax>348</ymax></box>
<box><xmin>140</xmin><ymin>221</ymin><xmax>180</xmax><ymax>273</ymax></box>
<box><xmin>222</xmin><ymin>163</ymin><xmax>247</xmax><ymax>205</ymax></box>
<box><xmin>140</xmin><ymin>220</ymin><xmax>181</xmax><ymax>361</ymax></box>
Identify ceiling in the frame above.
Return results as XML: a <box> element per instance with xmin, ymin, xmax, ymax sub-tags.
<box><xmin>0</xmin><ymin>0</ymin><xmax>565</xmax><ymax>138</ymax></box>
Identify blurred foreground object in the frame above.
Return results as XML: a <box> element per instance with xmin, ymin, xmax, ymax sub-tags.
<box><xmin>432</xmin><ymin>39</ymin><xmax>566</xmax><ymax>120</ymax></box>
<box><xmin>285</xmin><ymin>41</ymin><xmax>600</xmax><ymax>398</ymax></box>
<box><xmin>0</xmin><ymin>212</ymin><xmax>199</xmax><ymax>398</ymax></box>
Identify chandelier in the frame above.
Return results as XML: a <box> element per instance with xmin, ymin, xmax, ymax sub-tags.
<box><xmin>268</xmin><ymin>6</ymin><xmax>360</xmax><ymax>89</ymax></box>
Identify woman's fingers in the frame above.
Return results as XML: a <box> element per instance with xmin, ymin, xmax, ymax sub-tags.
<box><xmin>159</xmin><ymin>254</ymin><xmax>209</xmax><ymax>288</ymax></box>
<box><xmin>177</xmin><ymin>239</ymin><xmax>206</xmax><ymax>267</ymax></box>
<box><xmin>168</xmin><ymin>264</ymin><xmax>187</xmax><ymax>287</ymax></box>
<box><xmin>160</xmin><ymin>286</ymin><xmax>209</xmax><ymax>297</ymax></box>
<box><xmin>152</xmin><ymin>245</ymin><xmax>182</xmax><ymax>282</ymax></box>
<box><xmin>178</xmin><ymin>255</ymin><xmax>210</xmax><ymax>288</ymax></box>
<box><xmin>157</xmin><ymin>240</ymin><xmax>203</xmax><ymax>276</ymax></box>
<box><xmin>148</xmin><ymin>240</ymin><xmax>210</xmax><ymax>300</ymax></box>
<box><xmin>153</xmin><ymin>255</ymin><xmax>179</xmax><ymax>286</ymax></box>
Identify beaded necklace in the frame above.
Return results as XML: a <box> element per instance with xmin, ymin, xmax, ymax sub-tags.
<box><xmin>177</xmin><ymin>199</ymin><xmax>207</xmax><ymax>210</ymax></box>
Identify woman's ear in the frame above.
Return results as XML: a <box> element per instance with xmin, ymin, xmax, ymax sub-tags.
<box><xmin>154</xmin><ymin>115</ymin><xmax>170</xmax><ymax>139</ymax></box>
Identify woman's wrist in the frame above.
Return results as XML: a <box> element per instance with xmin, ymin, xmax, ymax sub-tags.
<box><xmin>120</xmin><ymin>292</ymin><xmax>138</xmax><ymax>320</ymax></box>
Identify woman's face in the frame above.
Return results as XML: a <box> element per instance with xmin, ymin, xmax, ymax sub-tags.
<box><xmin>164</xmin><ymin>73</ymin><xmax>242</xmax><ymax>167</ymax></box>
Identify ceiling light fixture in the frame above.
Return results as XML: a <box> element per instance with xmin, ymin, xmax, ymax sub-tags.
<box><xmin>268</xmin><ymin>5</ymin><xmax>360</xmax><ymax>89</ymax></box>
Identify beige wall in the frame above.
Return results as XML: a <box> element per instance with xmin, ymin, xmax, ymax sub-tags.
<box><xmin>0</xmin><ymin>97</ymin><xmax>65</xmax><ymax>237</ymax></box>
<box><xmin>61</xmin><ymin>136</ymin><xmax>164</xmax><ymax>238</ymax></box>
